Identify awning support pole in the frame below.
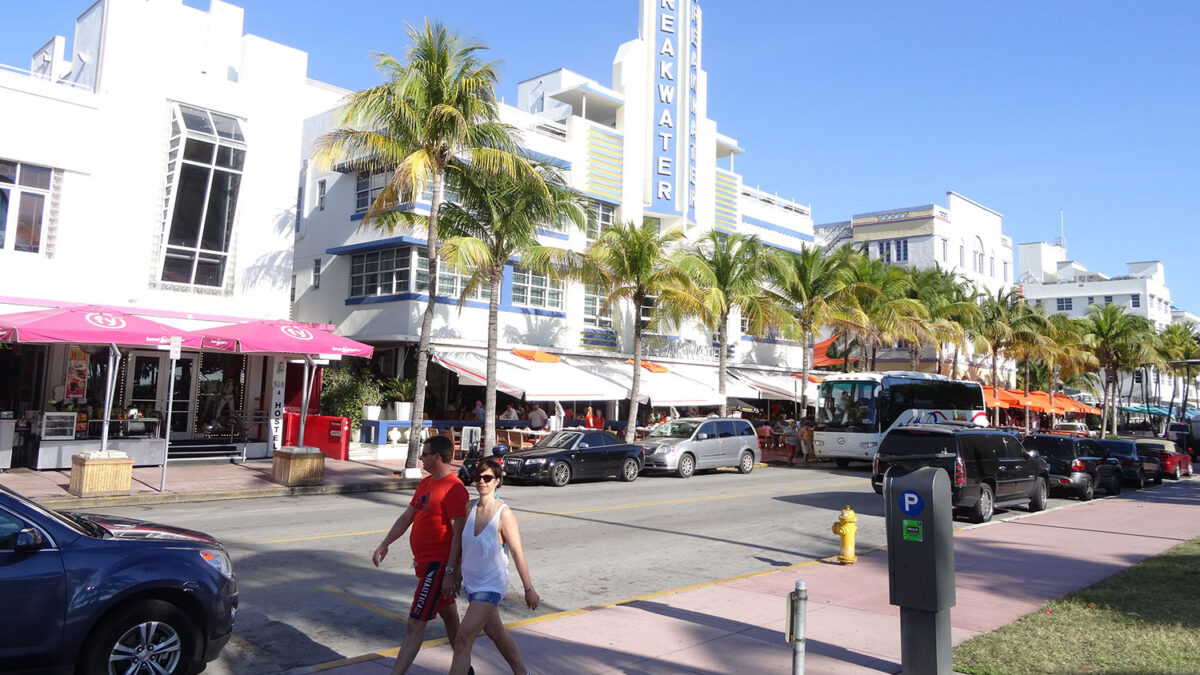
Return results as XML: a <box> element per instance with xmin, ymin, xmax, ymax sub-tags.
<box><xmin>159</xmin><ymin>355</ymin><xmax>177</xmax><ymax>492</ymax></box>
<box><xmin>298</xmin><ymin>355</ymin><xmax>315</xmax><ymax>447</ymax></box>
<box><xmin>99</xmin><ymin>344</ymin><xmax>118</xmax><ymax>453</ymax></box>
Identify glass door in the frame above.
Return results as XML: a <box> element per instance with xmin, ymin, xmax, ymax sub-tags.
<box><xmin>124</xmin><ymin>352</ymin><xmax>197</xmax><ymax>438</ymax></box>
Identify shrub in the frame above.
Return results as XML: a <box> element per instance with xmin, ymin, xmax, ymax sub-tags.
<box><xmin>321</xmin><ymin>363</ymin><xmax>382</xmax><ymax>427</ymax></box>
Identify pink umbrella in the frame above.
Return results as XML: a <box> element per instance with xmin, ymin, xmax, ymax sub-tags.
<box><xmin>0</xmin><ymin>305</ymin><xmax>195</xmax><ymax>454</ymax></box>
<box><xmin>187</xmin><ymin>320</ymin><xmax>373</xmax><ymax>450</ymax></box>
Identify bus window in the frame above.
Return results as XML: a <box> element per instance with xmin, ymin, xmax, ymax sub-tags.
<box><xmin>816</xmin><ymin>381</ymin><xmax>879</xmax><ymax>433</ymax></box>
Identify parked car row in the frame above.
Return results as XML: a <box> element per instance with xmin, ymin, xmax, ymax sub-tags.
<box><xmin>497</xmin><ymin>417</ymin><xmax>762</xmax><ymax>486</ymax></box>
<box><xmin>870</xmin><ymin>423</ymin><xmax>1189</xmax><ymax>523</ymax></box>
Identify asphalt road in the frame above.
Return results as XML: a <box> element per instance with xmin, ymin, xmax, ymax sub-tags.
<box><xmin>87</xmin><ymin>462</ymin><xmax>1084</xmax><ymax>674</ymax></box>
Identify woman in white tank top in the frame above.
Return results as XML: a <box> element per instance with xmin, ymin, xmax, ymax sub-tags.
<box><xmin>448</xmin><ymin>458</ymin><xmax>538</xmax><ymax>675</ymax></box>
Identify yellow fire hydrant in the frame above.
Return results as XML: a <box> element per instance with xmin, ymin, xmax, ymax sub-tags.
<box><xmin>831</xmin><ymin>506</ymin><xmax>858</xmax><ymax>564</ymax></box>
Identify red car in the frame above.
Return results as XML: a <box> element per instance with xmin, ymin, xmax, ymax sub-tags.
<box><xmin>1136</xmin><ymin>439</ymin><xmax>1193</xmax><ymax>480</ymax></box>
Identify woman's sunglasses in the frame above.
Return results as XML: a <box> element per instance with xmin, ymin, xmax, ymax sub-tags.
<box><xmin>473</xmin><ymin>474</ymin><xmax>498</xmax><ymax>484</ymax></box>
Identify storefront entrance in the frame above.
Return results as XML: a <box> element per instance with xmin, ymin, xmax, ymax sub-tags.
<box><xmin>124</xmin><ymin>351</ymin><xmax>198</xmax><ymax>439</ymax></box>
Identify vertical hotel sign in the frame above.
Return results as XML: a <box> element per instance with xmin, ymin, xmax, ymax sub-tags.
<box><xmin>651</xmin><ymin>0</ymin><xmax>700</xmax><ymax>223</ymax></box>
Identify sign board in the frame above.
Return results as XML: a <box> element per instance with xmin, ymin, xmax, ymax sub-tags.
<box><xmin>169</xmin><ymin>336</ymin><xmax>182</xmax><ymax>360</ymax></box>
<box><xmin>898</xmin><ymin>489</ymin><xmax>925</xmax><ymax>517</ymax></box>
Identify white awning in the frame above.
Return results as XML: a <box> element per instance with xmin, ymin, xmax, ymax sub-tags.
<box><xmin>562</xmin><ymin>355</ymin><xmax>729</xmax><ymax>407</ymax></box>
<box><xmin>731</xmin><ymin>368</ymin><xmax>820</xmax><ymax>402</ymax></box>
<box><xmin>432</xmin><ymin>347</ymin><xmax>628</xmax><ymax>401</ymax></box>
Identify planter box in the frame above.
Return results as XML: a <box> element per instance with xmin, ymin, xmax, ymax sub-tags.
<box><xmin>68</xmin><ymin>455</ymin><xmax>133</xmax><ymax>497</ymax></box>
<box><xmin>272</xmin><ymin>446</ymin><xmax>325</xmax><ymax>486</ymax></box>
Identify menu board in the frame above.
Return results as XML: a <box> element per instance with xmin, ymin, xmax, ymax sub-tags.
<box><xmin>66</xmin><ymin>347</ymin><xmax>89</xmax><ymax>402</ymax></box>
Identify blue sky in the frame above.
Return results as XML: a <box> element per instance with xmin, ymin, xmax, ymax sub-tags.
<box><xmin>5</xmin><ymin>1</ymin><xmax>1199</xmax><ymax>313</ymax></box>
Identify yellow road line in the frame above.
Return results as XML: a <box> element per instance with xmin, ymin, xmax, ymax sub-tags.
<box><xmin>306</xmin><ymin>543</ymin><xmax>889</xmax><ymax>672</ymax></box>
<box><xmin>241</xmin><ymin>478</ymin><xmax>859</xmax><ymax>546</ymax></box>
<box><xmin>320</xmin><ymin>587</ymin><xmax>409</xmax><ymax>622</ymax></box>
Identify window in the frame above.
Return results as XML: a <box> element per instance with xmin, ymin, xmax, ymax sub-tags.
<box><xmin>350</xmin><ymin>247</ymin><xmax>412</xmax><ymax>298</ymax></box>
<box><xmin>312</xmin><ymin>259</ymin><xmax>322</xmax><ymax>290</ymax></box>
<box><xmin>640</xmin><ymin>295</ymin><xmax>656</xmax><ymax>328</ymax></box>
<box><xmin>583</xmin><ymin>284</ymin><xmax>612</xmax><ymax>328</ymax></box>
<box><xmin>1131</xmin><ymin>294</ymin><xmax>1141</xmax><ymax>308</ymax></box>
<box><xmin>160</xmin><ymin>103</ymin><xmax>246</xmax><ymax>287</ymax></box>
<box><xmin>416</xmin><ymin>248</ymin><xmax>489</xmax><ymax>301</ymax></box>
<box><xmin>587</xmin><ymin>200</ymin><xmax>615</xmax><ymax>241</ymax></box>
<box><xmin>959</xmin><ymin>245</ymin><xmax>965</xmax><ymax>268</ymax></box>
<box><xmin>0</xmin><ymin>508</ymin><xmax>28</xmax><ymax>550</ymax></box>
<box><xmin>290</xmin><ymin>275</ymin><xmax>296</xmax><ymax>303</ymax></box>
<box><xmin>0</xmin><ymin>158</ymin><xmax>54</xmax><ymax>253</ymax></box>
<box><xmin>1056</xmin><ymin>297</ymin><xmax>1073</xmax><ymax>312</ymax></box>
<box><xmin>877</xmin><ymin>240</ymin><xmax>891</xmax><ymax>263</ymax></box>
<box><xmin>510</xmin><ymin>266</ymin><xmax>560</xmax><ymax>309</ymax></box>
<box><xmin>895</xmin><ymin>238</ymin><xmax>908</xmax><ymax>262</ymax></box>
<box><xmin>317</xmin><ymin>179</ymin><xmax>326</xmax><ymax>211</ymax></box>
<box><xmin>989</xmin><ymin>256</ymin><xmax>994</xmax><ymax>277</ymax></box>
<box><xmin>355</xmin><ymin>172</ymin><xmax>387</xmax><ymax>212</ymax></box>
<box><xmin>1003</xmin><ymin>261</ymin><xmax>1009</xmax><ymax>282</ymax></box>
<box><xmin>1104</xmin><ymin>295</ymin><xmax>1113</xmax><ymax>305</ymax></box>
<box><xmin>941</xmin><ymin>238</ymin><xmax>948</xmax><ymax>261</ymax></box>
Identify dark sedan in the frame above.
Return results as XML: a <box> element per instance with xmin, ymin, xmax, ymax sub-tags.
<box><xmin>501</xmin><ymin>430</ymin><xmax>644</xmax><ymax>486</ymax></box>
<box><xmin>1099</xmin><ymin>439</ymin><xmax>1163</xmax><ymax>487</ymax></box>
<box><xmin>0</xmin><ymin>487</ymin><xmax>237</xmax><ymax>675</ymax></box>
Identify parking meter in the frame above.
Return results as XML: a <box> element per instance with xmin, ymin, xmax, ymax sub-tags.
<box><xmin>885</xmin><ymin>465</ymin><xmax>955</xmax><ymax>675</ymax></box>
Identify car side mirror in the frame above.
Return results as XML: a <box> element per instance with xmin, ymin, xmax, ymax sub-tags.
<box><xmin>578</xmin><ymin>442</ymin><xmax>589</xmax><ymax>449</ymax></box>
<box><xmin>1024</xmin><ymin>449</ymin><xmax>1038</xmax><ymax>459</ymax></box>
<box><xmin>696</xmin><ymin>433</ymin><xmax>709</xmax><ymax>440</ymax></box>
<box><xmin>13</xmin><ymin>528</ymin><xmax>46</xmax><ymax>552</ymax></box>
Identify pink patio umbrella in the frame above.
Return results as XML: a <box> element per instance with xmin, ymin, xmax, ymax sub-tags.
<box><xmin>186</xmin><ymin>320</ymin><xmax>373</xmax><ymax>449</ymax></box>
<box><xmin>0</xmin><ymin>305</ymin><xmax>195</xmax><ymax>453</ymax></box>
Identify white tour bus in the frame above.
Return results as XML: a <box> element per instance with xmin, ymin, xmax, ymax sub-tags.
<box><xmin>813</xmin><ymin>371</ymin><xmax>987</xmax><ymax>467</ymax></box>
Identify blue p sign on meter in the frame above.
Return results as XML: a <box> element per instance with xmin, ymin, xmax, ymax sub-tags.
<box><xmin>899</xmin><ymin>489</ymin><xmax>924</xmax><ymax>516</ymax></box>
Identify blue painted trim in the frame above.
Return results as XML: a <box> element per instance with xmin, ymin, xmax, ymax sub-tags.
<box><xmin>740</xmin><ymin>215</ymin><xmax>815</xmax><ymax>242</ymax></box>
<box><xmin>588</xmin><ymin>124</ymin><xmax>624</xmax><ymax>140</ymax></box>
<box><xmin>583</xmin><ymin>190</ymin><xmax>621</xmax><ymax>204</ymax></box>
<box><xmin>522</xmin><ymin>149</ymin><xmax>572</xmax><ymax>170</ymax></box>
<box><xmin>327</xmin><ymin>236</ymin><xmax>427</xmax><ymax>256</ymax></box>
<box><xmin>536</xmin><ymin>229</ymin><xmax>570</xmax><ymax>240</ymax></box>
<box><xmin>344</xmin><ymin>291</ymin><xmax>566</xmax><ymax>318</ymax></box>
<box><xmin>762</xmin><ymin>240</ymin><xmax>808</xmax><ymax>255</ymax></box>
<box><xmin>587</xmin><ymin>146</ymin><xmax>623</xmax><ymax>162</ymax></box>
<box><xmin>349</xmin><ymin>201</ymin><xmax>433</xmax><ymax>222</ymax></box>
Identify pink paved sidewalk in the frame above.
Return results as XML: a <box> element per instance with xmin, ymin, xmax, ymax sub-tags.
<box><xmin>313</xmin><ymin>479</ymin><xmax>1200</xmax><ymax>675</ymax></box>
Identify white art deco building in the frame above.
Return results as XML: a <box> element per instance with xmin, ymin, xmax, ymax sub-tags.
<box><xmin>294</xmin><ymin>0</ymin><xmax>822</xmax><ymax>415</ymax></box>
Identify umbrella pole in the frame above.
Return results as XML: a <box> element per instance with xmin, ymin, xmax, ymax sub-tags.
<box><xmin>100</xmin><ymin>344</ymin><xmax>119</xmax><ymax>452</ymax></box>
<box><xmin>298</xmin><ymin>356</ymin><xmax>314</xmax><ymax>447</ymax></box>
<box><xmin>159</xmin><ymin>356</ymin><xmax>177</xmax><ymax>492</ymax></box>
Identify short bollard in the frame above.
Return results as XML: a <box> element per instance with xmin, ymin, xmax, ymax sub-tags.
<box><xmin>832</xmin><ymin>506</ymin><xmax>858</xmax><ymax>564</ymax></box>
<box><xmin>786</xmin><ymin>579</ymin><xmax>807</xmax><ymax>674</ymax></box>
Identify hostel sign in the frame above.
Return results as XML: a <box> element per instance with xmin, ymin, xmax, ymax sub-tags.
<box><xmin>650</xmin><ymin>0</ymin><xmax>701</xmax><ymax>223</ymax></box>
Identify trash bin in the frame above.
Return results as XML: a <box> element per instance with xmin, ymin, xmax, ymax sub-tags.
<box><xmin>68</xmin><ymin>452</ymin><xmax>133</xmax><ymax>497</ymax></box>
<box><xmin>281</xmin><ymin>413</ymin><xmax>351</xmax><ymax>460</ymax></box>
<box><xmin>272</xmin><ymin>446</ymin><xmax>325</xmax><ymax>486</ymax></box>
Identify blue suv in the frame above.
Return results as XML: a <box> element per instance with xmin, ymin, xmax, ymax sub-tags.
<box><xmin>0</xmin><ymin>487</ymin><xmax>237</xmax><ymax>674</ymax></box>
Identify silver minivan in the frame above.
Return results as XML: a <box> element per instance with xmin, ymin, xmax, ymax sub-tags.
<box><xmin>640</xmin><ymin>417</ymin><xmax>760</xmax><ymax>478</ymax></box>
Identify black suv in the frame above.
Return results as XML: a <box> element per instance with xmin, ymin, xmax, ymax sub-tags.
<box><xmin>872</xmin><ymin>424</ymin><xmax>1049</xmax><ymax>523</ymax></box>
<box><xmin>1098</xmin><ymin>439</ymin><xmax>1163</xmax><ymax>487</ymax></box>
<box><xmin>1022</xmin><ymin>434</ymin><xmax>1122</xmax><ymax>500</ymax></box>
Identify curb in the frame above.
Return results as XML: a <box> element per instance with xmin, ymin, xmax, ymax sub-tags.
<box><xmin>35</xmin><ymin>477</ymin><xmax>423</xmax><ymax>510</ymax></box>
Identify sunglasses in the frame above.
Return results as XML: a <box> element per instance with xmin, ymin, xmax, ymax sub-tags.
<box><xmin>473</xmin><ymin>474</ymin><xmax>498</xmax><ymax>484</ymax></box>
<box><xmin>420</xmin><ymin>451</ymin><xmax>438</xmax><ymax>458</ymax></box>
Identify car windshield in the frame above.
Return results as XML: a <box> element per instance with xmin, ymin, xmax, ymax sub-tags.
<box><xmin>648</xmin><ymin>421</ymin><xmax>699</xmax><ymax>438</ymax></box>
<box><xmin>535</xmin><ymin>432</ymin><xmax>581</xmax><ymax>449</ymax></box>
<box><xmin>878</xmin><ymin>431</ymin><xmax>955</xmax><ymax>456</ymax></box>
<box><xmin>1022</xmin><ymin>435</ymin><xmax>1075</xmax><ymax>458</ymax></box>
<box><xmin>1098</xmin><ymin>440</ymin><xmax>1136</xmax><ymax>456</ymax></box>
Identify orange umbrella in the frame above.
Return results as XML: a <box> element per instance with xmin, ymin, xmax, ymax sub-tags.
<box><xmin>982</xmin><ymin>388</ymin><xmax>1010</xmax><ymax>409</ymax></box>
<box><xmin>1026</xmin><ymin>391</ymin><xmax>1066</xmax><ymax>415</ymax></box>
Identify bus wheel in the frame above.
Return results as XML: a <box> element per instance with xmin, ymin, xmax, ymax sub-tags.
<box><xmin>834</xmin><ymin>458</ymin><xmax>850</xmax><ymax>469</ymax></box>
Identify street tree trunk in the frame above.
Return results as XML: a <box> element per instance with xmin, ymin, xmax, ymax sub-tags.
<box><xmin>992</xmin><ymin>352</ymin><xmax>1001</xmax><ymax>427</ymax></box>
<box><xmin>483</xmin><ymin>266</ymin><xmax>502</xmax><ymax>453</ymax></box>
<box><xmin>626</xmin><ymin>291</ymin><xmax>644</xmax><ymax>443</ymax></box>
<box><xmin>407</xmin><ymin>170</ymin><xmax>445</xmax><ymax>470</ymax></box>
<box><xmin>799</xmin><ymin>322</ymin><xmax>814</xmax><ymax>417</ymax></box>
<box><xmin>717</xmin><ymin>313</ymin><xmax>728</xmax><ymax>417</ymax></box>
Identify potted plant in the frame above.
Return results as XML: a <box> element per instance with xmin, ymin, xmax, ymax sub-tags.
<box><xmin>380</xmin><ymin>378</ymin><xmax>416</xmax><ymax>421</ymax></box>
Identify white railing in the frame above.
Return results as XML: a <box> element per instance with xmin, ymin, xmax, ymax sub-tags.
<box><xmin>0</xmin><ymin>62</ymin><xmax>93</xmax><ymax>91</ymax></box>
<box><xmin>740</xmin><ymin>186</ymin><xmax>810</xmax><ymax>217</ymax></box>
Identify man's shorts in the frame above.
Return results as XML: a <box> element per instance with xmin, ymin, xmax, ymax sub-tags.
<box><xmin>410</xmin><ymin>560</ymin><xmax>455</xmax><ymax>621</ymax></box>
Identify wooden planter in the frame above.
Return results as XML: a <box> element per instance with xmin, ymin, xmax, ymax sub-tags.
<box><xmin>68</xmin><ymin>455</ymin><xmax>133</xmax><ymax>498</ymax></box>
<box><xmin>272</xmin><ymin>446</ymin><xmax>325</xmax><ymax>486</ymax></box>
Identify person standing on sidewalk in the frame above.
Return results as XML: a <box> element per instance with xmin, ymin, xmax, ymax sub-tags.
<box><xmin>799</xmin><ymin>419</ymin><xmax>816</xmax><ymax>465</ymax></box>
<box><xmin>448</xmin><ymin>458</ymin><xmax>539</xmax><ymax>675</ymax></box>
<box><xmin>372</xmin><ymin>435</ymin><xmax>469</xmax><ymax>675</ymax></box>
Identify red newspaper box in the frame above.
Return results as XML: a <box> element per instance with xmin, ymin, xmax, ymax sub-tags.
<box><xmin>281</xmin><ymin>412</ymin><xmax>351</xmax><ymax>461</ymax></box>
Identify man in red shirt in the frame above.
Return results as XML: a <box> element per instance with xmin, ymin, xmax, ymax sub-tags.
<box><xmin>373</xmin><ymin>435</ymin><xmax>469</xmax><ymax>674</ymax></box>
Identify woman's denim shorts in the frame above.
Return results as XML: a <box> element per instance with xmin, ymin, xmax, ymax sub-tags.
<box><xmin>467</xmin><ymin>591</ymin><xmax>503</xmax><ymax>605</ymax></box>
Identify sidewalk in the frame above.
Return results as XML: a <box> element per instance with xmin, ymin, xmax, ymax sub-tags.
<box><xmin>305</xmin><ymin>479</ymin><xmax>1200</xmax><ymax>675</ymax></box>
<box><xmin>0</xmin><ymin>444</ymin><xmax>423</xmax><ymax>509</ymax></box>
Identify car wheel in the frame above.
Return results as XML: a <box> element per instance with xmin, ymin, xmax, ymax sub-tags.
<box><xmin>1187</xmin><ymin>463</ymin><xmax>1194</xmax><ymax>477</ymax></box>
<box><xmin>80</xmin><ymin>599</ymin><xmax>199</xmax><ymax>675</ymax></box>
<box><xmin>1079</xmin><ymin>475</ymin><xmax>1094</xmax><ymax>501</ymax></box>
<box><xmin>1029</xmin><ymin>477</ymin><xmax>1048</xmax><ymax>512</ymax></box>
<box><xmin>1134</xmin><ymin>470</ymin><xmax>1145</xmax><ymax>489</ymax></box>
<box><xmin>677</xmin><ymin>453</ymin><xmax>696</xmax><ymax>479</ymax></box>
<box><xmin>737</xmin><ymin>451</ymin><xmax>755</xmax><ymax>474</ymax></box>
<box><xmin>619</xmin><ymin>458</ymin><xmax>639</xmax><ymax>482</ymax></box>
<box><xmin>550</xmin><ymin>462</ymin><xmax>572</xmax><ymax>487</ymax></box>
<box><xmin>1106</xmin><ymin>473</ymin><xmax>1121</xmax><ymax>495</ymax></box>
<box><xmin>970</xmin><ymin>483</ymin><xmax>994</xmax><ymax>523</ymax></box>
<box><xmin>1154</xmin><ymin>469</ymin><xmax>1163</xmax><ymax>485</ymax></box>
<box><xmin>834</xmin><ymin>458</ymin><xmax>850</xmax><ymax>469</ymax></box>
<box><xmin>1174</xmin><ymin>465</ymin><xmax>1182</xmax><ymax>480</ymax></box>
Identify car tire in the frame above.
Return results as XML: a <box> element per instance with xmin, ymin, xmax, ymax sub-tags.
<box><xmin>1029</xmin><ymin>477</ymin><xmax>1048</xmax><ymax>512</ymax></box>
<box><xmin>550</xmin><ymin>462</ymin><xmax>572</xmax><ymax>487</ymax></box>
<box><xmin>677</xmin><ymin>453</ymin><xmax>696</xmax><ymax>479</ymax></box>
<box><xmin>737</xmin><ymin>451</ymin><xmax>755</xmax><ymax>474</ymax></box>
<box><xmin>1079</xmin><ymin>475</ymin><xmax>1094</xmax><ymax>501</ymax></box>
<box><xmin>1134</xmin><ymin>470</ymin><xmax>1145</xmax><ymax>489</ymax></box>
<box><xmin>619</xmin><ymin>458</ymin><xmax>639</xmax><ymax>482</ymax></box>
<box><xmin>1106</xmin><ymin>474</ymin><xmax>1121</xmax><ymax>495</ymax></box>
<box><xmin>1154</xmin><ymin>470</ymin><xmax>1163</xmax><ymax>485</ymax></box>
<box><xmin>872</xmin><ymin>481</ymin><xmax>883</xmax><ymax>495</ymax></box>
<box><xmin>1174</xmin><ymin>465</ymin><xmax>1182</xmax><ymax>480</ymax></box>
<box><xmin>80</xmin><ymin>599</ymin><xmax>199</xmax><ymax>675</ymax></box>
<box><xmin>970</xmin><ymin>483</ymin><xmax>994</xmax><ymax>524</ymax></box>
<box><xmin>833</xmin><ymin>458</ymin><xmax>850</xmax><ymax>469</ymax></box>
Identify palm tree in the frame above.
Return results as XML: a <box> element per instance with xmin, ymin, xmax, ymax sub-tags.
<box><xmin>438</xmin><ymin>161</ymin><xmax>586</xmax><ymax>451</ymax></box>
<box><xmin>973</xmin><ymin>289</ymin><xmax>1043</xmax><ymax>426</ymax></box>
<box><xmin>1156</xmin><ymin>322</ymin><xmax>1199</xmax><ymax>422</ymax></box>
<box><xmin>773</xmin><ymin>247</ymin><xmax>860</xmax><ymax>412</ymax></box>
<box><xmin>836</xmin><ymin>249</ymin><xmax>927</xmax><ymax>371</ymax></box>
<box><xmin>905</xmin><ymin>266</ymin><xmax>980</xmax><ymax>373</ymax></box>
<box><xmin>577</xmin><ymin>220</ymin><xmax>700</xmax><ymax>442</ymax></box>
<box><xmin>1044</xmin><ymin>314</ymin><xmax>1097</xmax><ymax>416</ymax></box>
<box><xmin>1083</xmin><ymin>304</ymin><xmax>1155</xmax><ymax>436</ymax></box>
<box><xmin>311</xmin><ymin>20</ymin><xmax>540</xmax><ymax>471</ymax></box>
<box><xmin>674</xmin><ymin>232</ymin><xmax>790</xmax><ymax>415</ymax></box>
<box><xmin>1008</xmin><ymin>303</ymin><xmax>1051</xmax><ymax>433</ymax></box>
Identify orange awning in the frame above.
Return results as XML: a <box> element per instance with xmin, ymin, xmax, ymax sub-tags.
<box><xmin>511</xmin><ymin>347</ymin><xmax>561</xmax><ymax>363</ymax></box>
<box><xmin>1026</xmin><ymin>391</ymin><xmax>1066</xmax><ymax>415</ymax></box>
<box><xmin>790</xmin><ymin>373</ymin><xmax>823</xmax><ymax>383</ymax></box>
<box><xmin>983</xmin><ymin>388</ymin><xmax>1010</xmax><ymax>409</ymax></box>
<box><xmin>813</xmin><ymin>335</ymin><xmax>856</xmax><ymax>368</ymax></box>
<box><xmin>626</xmin><ymin>358</ymin><xmax>669</xmax><ymax>373</ymax></box>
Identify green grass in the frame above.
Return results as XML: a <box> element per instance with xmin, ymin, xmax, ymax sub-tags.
<box><xmin>954</xmin><ymin>537</ymin><xmax>1200</xmax><ymax>675</ymax></box>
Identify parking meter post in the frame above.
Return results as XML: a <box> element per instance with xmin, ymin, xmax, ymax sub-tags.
<box><xmin>786</xmin><ymin>579</ymin><xmax>807</xmax><ymax>675</ymax></box>
<box><xmin>885</xmin><ymin>466</ymin><xmax>955</xmax><ymax>675</ymax></box>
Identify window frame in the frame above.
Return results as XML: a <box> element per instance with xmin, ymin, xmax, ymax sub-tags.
<box><xmin>317</xmin><ymin>179</ymin><xmax>326</xmax><ymax>211</ymax></box>
<box><xmin>511</xmin><ymin>265</ymin><xmax>562</xmax><ymax>310</ymax></box>
<box><xmin>583</xmin><ymin>283</ymin><xmax>613</xmax><ymax>329</ymax></box>
<box><xmin>1131</xmin><ymin>294</ymin><xmax>1141</xmax><ymax>308</ymax></box>
<box><xmin>349</xmin><ymin>247</ymin><xmax>412</xmax><ymax>299</ymax></box>
<box><xmin>0</xmin><ymin>159</ymin><xmax>54</xmax><ymax>254</ymax></box>
<box><xmin>1056</xmin><ymin>297</ymin><xmax>1073</xmax><ymax>312</ymax></box>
